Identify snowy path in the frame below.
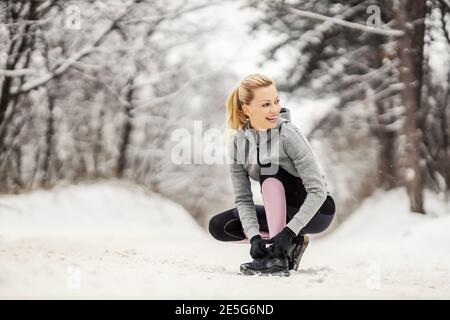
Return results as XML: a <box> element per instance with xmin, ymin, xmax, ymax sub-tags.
<box><xmin>0</xmin><ymin>182</ymin><xmax>449</xmax><ymax>299</ymax></box>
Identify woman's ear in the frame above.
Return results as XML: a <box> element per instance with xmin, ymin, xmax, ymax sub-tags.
<box><xmin>242</xmin><ymin>104</ymin><xmax>250</xmax><ymax>117</ymax></box>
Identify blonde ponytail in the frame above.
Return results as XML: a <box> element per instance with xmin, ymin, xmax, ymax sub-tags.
<box><xmin>226</xmin><ymin>87</ymin><xmax>246</xmax><ymax>130</ymax></box>
<box><xmin>225</xmin><ymin>73</ymin><xmax>275</xmax><ymax>131</ymax></box>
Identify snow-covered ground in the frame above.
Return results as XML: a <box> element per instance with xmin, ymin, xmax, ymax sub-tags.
<box><xmin>0</xmin><ymin>182</ymin><xmax>449</xmax><ymax>299</ymax></box>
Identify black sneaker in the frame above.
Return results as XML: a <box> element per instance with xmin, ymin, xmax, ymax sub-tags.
<box><xmin>240</xmin><ymin>245</ymin><xmax>290</xmax><ymax>277</ymax></box>
<box><xmin>288</xmin><ymin>234</ymin><xmax>310</xmax><ymax>271</ymax></box>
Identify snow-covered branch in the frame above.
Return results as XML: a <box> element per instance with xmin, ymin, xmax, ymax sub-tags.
<box><xmin>0</xmin><ymin>3</ymin><xmax>13</xmax><ymax>14</ymax></box>
<box><xmin>278</xmin><ymin>4</ymin><xmax>375</xmax><ymax>91</ymax></box>
<box><xmin>441</xmin><ymin>0</ymin><xmax>450</xmax><ymax>10</ymax></box>
<box><xmin>0</xmin><ymin>69</ymin><xmax>36</xmax><ymax>77</ymax></box>
<box><xmin>365</xmin><ymin>82</ymin><xmax>404</xmax><ymax>103</ymax></box>
<box><xmin>69</xmin><ymin>66</ymin><xmax>130</xmax><ymax>108</ymax></box>
<box><xmin>343</xmin><ymin>60</ymin><xmax>398</xmax><ymax>85</ymax></box>
<box><xmin>9</xmin><ymin>9</ymin><xmax>131</xmax><ymax>96</ymax></box>
<box><xmin>121</xmin><ymin>1</ymin><xmax>222</xmax><ymax>25</ymax></box>
<box><xmin>286</xmin><ymin>6</ymin><xmax>404</xmax><ymax>37</ymax></box>
<box><xmin>2</xmin><ymin>18</ymin><xmax>52</xmax><ymax>27</ymax></box>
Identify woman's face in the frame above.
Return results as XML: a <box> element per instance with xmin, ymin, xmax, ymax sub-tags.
<box><xmin>243</xmin><ymin>84</ymin><xmax>281</xmax><ymax>130</ymax></box>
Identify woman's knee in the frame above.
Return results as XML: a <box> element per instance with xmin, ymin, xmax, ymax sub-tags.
<box><xmin>301</xmin><ymin>212</ymin><xmax>334</xmax><ymax>235</ymax></box>
<box><xmin>261</xmin><ymin>177</ymin><xmax>285</xmax><ymax>194</ymax></box>
<box><xmin>319</xmin><ymin>196</ymin><xmax>336</xmax><ymax>215</ymax></box>
<box><xmin>208</xmin><ymin>214</ymin><xmax>224</xmax><ymax>241</ymax></box>
<box><xmin>208</xmin><ymin>210</ymin><xmax>240</xmax><ymax>241</ymax></box>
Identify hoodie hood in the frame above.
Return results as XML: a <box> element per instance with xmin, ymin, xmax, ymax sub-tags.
<box><xmin>278</xmin><ymin>107</ymin><xmax>291</xmax><ymax>122</ymax></box>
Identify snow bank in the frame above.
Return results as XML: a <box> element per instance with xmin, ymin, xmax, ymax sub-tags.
<box><xmin>0</xmin><ymin>183</ymin><xmax>449</xmax><ymax>299</ymax></box>
<box><xmin>326</xmin><ymin>188</ymin><xmax>450</xmax><ymax>257</ymax></box>
<box><xmin>0</xmin><ymin>180</ymin><xmax>205</xmax><ymax>239</ymax></box>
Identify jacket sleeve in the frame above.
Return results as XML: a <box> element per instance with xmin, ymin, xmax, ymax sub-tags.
<box><xmin>228</xmin><ymin>135</ymin><xmax>260</xmax><ymax>240</ymax></box>
<box><xmin>282</xmin><ymin>124</ymin><xmax>327</xmax><ymax>235</ymax></box>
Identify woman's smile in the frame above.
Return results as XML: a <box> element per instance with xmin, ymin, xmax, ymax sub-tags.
<box><xmin>265</xmin><ymin>115</ymin><xmax>278</xmax><ymax>123</ymax></box>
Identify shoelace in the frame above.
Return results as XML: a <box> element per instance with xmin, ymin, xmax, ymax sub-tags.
<box><xmin>266</xmin><ymin>243</ymin><xmax>275</xmax><ymax>256</ymax></box>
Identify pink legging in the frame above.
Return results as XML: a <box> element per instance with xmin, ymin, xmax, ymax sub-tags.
<box><xmin>235</xmin><ymin>177</ymin><xmax>286</xmax><ymax>244</ymax></box>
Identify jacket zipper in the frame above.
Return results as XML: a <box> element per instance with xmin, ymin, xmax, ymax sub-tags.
<box><xmin>256</xmin><ymin>136</ymin><xmax>271</xmax><ymax>168</ymax></box>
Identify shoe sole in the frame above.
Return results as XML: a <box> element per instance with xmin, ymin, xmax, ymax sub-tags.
<box><xmin>240</xmin><ymin>265</ymin><xmax>290</xmax><ymax>277</ymax></box>
<box><xmin>292</xmin><ymin>235</ymin><xmax>310</xmax><ymax>271</ymax></box>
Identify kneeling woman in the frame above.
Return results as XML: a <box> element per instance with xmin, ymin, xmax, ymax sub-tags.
<box><xmin>208</xmin><ymin>73</ymin><xmax>336</xmax><ymax>276</ymax></box>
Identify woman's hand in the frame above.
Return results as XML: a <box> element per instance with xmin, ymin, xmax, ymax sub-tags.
<box><xmin>268</xmin><ymin>226</ymin><xmax>296</xmax><ymax>258</ymax></box>
<box><xmin>249</xmin><ymin>235</ymin><xmax>268</xmax><ymax>259</ymax></box>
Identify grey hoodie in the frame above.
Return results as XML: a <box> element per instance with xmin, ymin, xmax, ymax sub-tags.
<box><xmin>227</xmin><ymin>107</ymin><xmax>330</xmax><ymax>240</ymax></box>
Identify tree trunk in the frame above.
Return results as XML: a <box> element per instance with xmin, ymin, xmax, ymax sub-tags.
<box><xmin>117</xmin><ymin>78</ymin><xmax>135</xmax><ymax>178</ymax></box>
<box><xmin>395</xmin><ymin>0</ymin><xmax>426</xmax><ymax>213</ymax></box>
<box><xmin>377</xmin><ymin>116</ymin><xmax>398</xmax><ymax>189</ymax></box>
<box><xmin>42</xmin><ymin>94</ymin><xmax>55</xmax><ymax>188</ymax></box>
<box><xmin>366</xmin><ymin>34</ymin><xmax>399</xmax><ymax>190</ymax></box>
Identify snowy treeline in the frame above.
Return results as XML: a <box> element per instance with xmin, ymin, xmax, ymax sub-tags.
<box><xmin>0</xmin><ymin>0</ymin><xmax>236</xmax><ymax>224</ymax></box>
<box><xmin>247</xmin><ymin>0</ymin><xmax>450</xmax><ymax>219</ymax></box>
<box><xmin>0</xmin><ymin>0</ymin><xmax>449</xmax><ymax>227</ymax></box>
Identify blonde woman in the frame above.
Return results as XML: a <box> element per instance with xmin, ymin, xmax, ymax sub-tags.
<box><xmin>208</xmin><ymin>74</ymin><xmax>336</xmax><ymax>276</ymax></box>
